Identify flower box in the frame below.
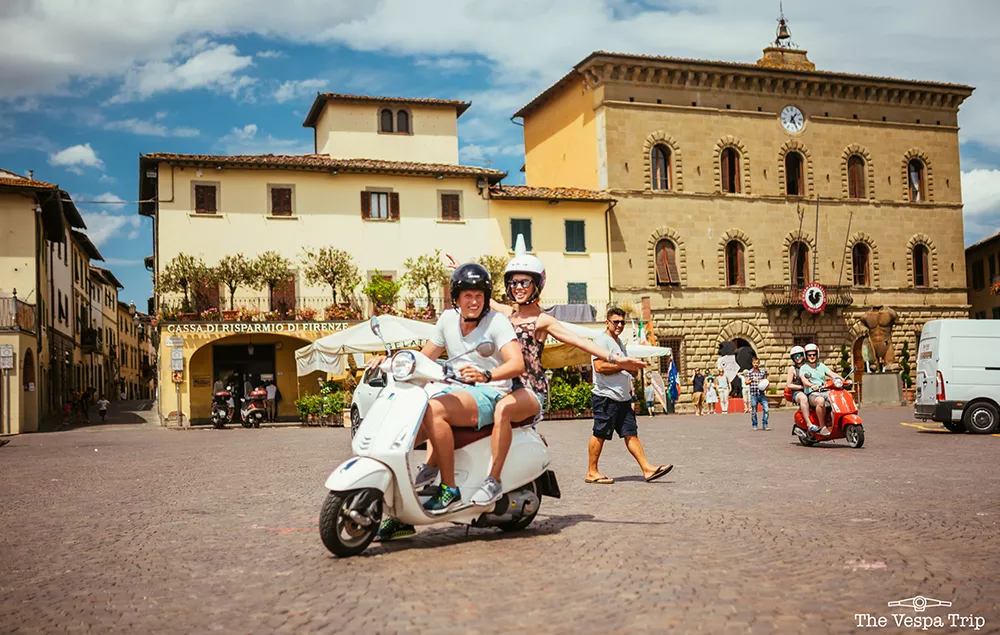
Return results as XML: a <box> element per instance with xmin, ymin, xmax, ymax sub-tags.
<box><xmin>179</xmin><ymin>312</ymin><xmax>198</xmax><ymax>322</ymax></box>
<box><xmin>222</xmin><ymin>310</ymin><xmax>239</xmax><ymax>321</ymax></box>
<box><xmin>547</xmin><ymin>409</ymin><xmax>576</xmax><ymax>420</ymax></box>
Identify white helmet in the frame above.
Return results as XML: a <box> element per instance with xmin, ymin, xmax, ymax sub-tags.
<box><xmin>790</xmin><ymin>346</ymin><xmax>805</xmax><ymax>360</ymax></box>
<box><xmin>757</xmin><ymin>378</ymin><xmax>770</xmax><ymax>392</ymax></box>
<box><xmin>504</xmin><ymin>234</ymin><xmax>546</xmax><ymax>304</ymax></box>
<box><xmin>804</xmin><ymin>343</ymin><xmax>819</xmax><ymax>354</ymax></box>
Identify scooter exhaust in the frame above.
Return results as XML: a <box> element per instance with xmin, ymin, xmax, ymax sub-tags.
<box><xmin>472</xmin><ymin>488</ymin><xmax>539</xmax><ymax>527</ymax></box>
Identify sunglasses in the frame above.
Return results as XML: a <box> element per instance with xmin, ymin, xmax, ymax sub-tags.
<box><xmin>792</xmin><ymin>353</ymin><xmax>804</xmax><ymax>359</ymax></box>
<box><xmin>806</xmin><ymin>352</ymin><xmax>818</xmax><ymax>356</ymax></box>
<box><xmin>508</xmin><ymin>279</ymin><xmax>533</xmax><ymax>289</ymax></box>
<box><xmin>609</xmin><ymin>319</ymin><xmax>626</xmax><ymax>326</ymax></box>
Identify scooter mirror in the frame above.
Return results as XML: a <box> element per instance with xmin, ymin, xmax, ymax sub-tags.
<box><xmin>475</xmin><ymin>339</ymin><xmax>496</xmax><ymax>358</ymax></box>
<box><xmin>369</xmin><ymin>316</ymin><xmax>383</xmax><ymax>339</ymax></box>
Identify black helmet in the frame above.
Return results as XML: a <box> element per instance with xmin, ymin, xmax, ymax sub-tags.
<box><xmin>450</xmin><ymin>263</ymin><xmax>492</xmax><ymax>322</ymax></box>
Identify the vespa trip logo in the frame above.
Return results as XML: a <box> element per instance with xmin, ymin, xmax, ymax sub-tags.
<box><xmin>853</xmin><ymin>595</ymin><xmax>986</xmax><ymax>630</ymax></box>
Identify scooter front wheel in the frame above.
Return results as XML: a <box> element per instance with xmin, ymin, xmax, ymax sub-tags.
<box><xmin>319</xmin><ymin>488</ymin><xmax>383</xmax><ymax>557</ymax></box>
<box><xmin>845</xmin><ymin>424</ymin><xmax>865</xmax><ymax>448</ymax></box>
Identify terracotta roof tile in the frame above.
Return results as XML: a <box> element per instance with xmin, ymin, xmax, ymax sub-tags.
<box><xmin>0</xmin><ymin>168</ymin><xmax>57</xmax><ymax>189</ymax></box>
<box><xmin>489</xmin><ymin>184</ymin><xmax>614</xmax><ymax>202</ymax></box>
<box><xmin>515</xmin><ymin>50</ymin><xmax>975</xmax><ymax>118</ymax></box>
<box><xmin>304</xmin><ymin>93</ymin><xmax>471</xmax><ymax>126</ymax></box>
<box><xmin>142</xmin><ymin>153</ymin><xmax>505</xmax><ymax>181</ymax></box>
<box><xmin>966</xmin><ymin>230</ymin><xmax>1000</xmax><ymax>252</ymax></box>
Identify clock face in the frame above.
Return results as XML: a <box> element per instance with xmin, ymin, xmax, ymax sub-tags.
<box><xmin>780</xmin><ymin>105</ymin><xmax>805</xmax><ymax>133</ymax></box>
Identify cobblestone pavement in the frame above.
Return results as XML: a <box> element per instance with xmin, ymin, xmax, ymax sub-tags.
<box><xmin>1</xmin><ymin>405</ymin><xmax>998</xmax><ymax>634</ymax></box>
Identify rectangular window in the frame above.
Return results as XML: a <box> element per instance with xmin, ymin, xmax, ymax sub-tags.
<box><xmin>194</xmin><ymin>184</ymin><xmax>217</xmax><ymax>214</ymax></box>
<box><xmin>361</xmin><ymin>191</ymin><xmax>399</xmax><ymax>220</ymax></box>
<box><xmin>440</xmin><ymin>193</ymin><xmax>461</xmax><ymax>221</ymax></box>
<box><xmin>971</xmin><ymin>259</ymin><xmax>985</xmax><ymax>290</ymax></box>
<box><xmin>565</xmin><ymin>220</ymin><xmax>586</xmax><ymax>253</ymax></box>
<box><xmin>511</xmin><ymin>218</ymin><xmax>532</xmax><ymax>251</ymax></box>
<box><xmin>657</xmin><ymin>338</ymin><xmax>683</xmax><ymax>378</ymax></box>
<box><xmin>989</xmin><ymin>254</ymin><xmax>997</xmax><ymax>284</ymax></box>
<box><xmin>270</xmin><ymin>187</ymin><xmax>293</xmax><ymax>216</ymax></box>
<box><xmin>567</xmin><ymin>282</ymin><xmax>588</xmax><ymax>304</ymax></box>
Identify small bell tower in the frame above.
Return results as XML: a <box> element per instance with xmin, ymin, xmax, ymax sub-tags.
<box><xmin>756</xmin><ymin>3</ymin><xmax>816</xmax><ymax>71</ymax></box>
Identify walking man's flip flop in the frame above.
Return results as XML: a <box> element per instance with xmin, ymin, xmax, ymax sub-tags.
<box><xmin>645</xmin><ymin>464</ymin><xmax>673</xmax><ymax>482</ymax></box>
<box><xmin>585</xmin><ymin>476</ymin><xmax>615</xmax><ymax>484</ymax></box>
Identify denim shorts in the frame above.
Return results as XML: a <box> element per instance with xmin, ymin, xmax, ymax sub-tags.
<box><xmin>791</xmin><ymin>390</ymin><xmax>806</xmax><ymax>402</ymax></box>
<box><xmin>435</xmin><ymin>385</ymin><xmax>505</xmax><ymax>429</ymax></box>
<box><xmin>592</xmin><ymin>395</ymin><xmax>639</xmax><ymax>440</ymax></box>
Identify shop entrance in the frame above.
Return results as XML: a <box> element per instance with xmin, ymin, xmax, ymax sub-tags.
<box><xmin>212</xmin><ymin>343</ymin><xmax>276</xmax><ymax>421</ymax></box>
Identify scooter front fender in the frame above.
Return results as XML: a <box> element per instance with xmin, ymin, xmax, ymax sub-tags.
<box><xmin>840</xmin><ymin>413</ymin><xmax>862</xmax><ymax>426</ymax></box>
<box><xmin>325</xmin><ymin>457</ymin><xmax>394</xmax><ymax>507</ymax></box>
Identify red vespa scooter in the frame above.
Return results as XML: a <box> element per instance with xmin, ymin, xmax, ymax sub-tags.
<box><xmin>785</xmin><ymin>377</ymin><xmax>865</xmax><ymax>448</ymax></box>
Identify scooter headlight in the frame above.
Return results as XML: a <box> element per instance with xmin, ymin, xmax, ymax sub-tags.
<box><xmin>833</xmin><ymin>377</ymin><xmax>844</xmax><ymax>389</ymax></box>
<box><xmin>391</xmin><ymin>351</ymin><xmax>416</xmax><ymax>381</ymax></box>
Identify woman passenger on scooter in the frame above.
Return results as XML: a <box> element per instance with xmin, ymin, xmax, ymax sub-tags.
<box><xmin>785</xmin><ymin>346</ymin><xmax>816</xmax><ymax>433</ymax></box>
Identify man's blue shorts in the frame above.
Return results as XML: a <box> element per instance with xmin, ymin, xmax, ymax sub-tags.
<box><xmin>592</xmin><ymin>394</ymin><xmax>639</xmax><ymax>440</ymax></box>
<box><xmin>435</xmin><ymin>385</ymin><xmax>505</xmax><ymax>429</ymax></box>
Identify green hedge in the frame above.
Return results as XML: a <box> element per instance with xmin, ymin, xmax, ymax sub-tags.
<box><xmin>549</xmin><ymin>376</ymin><xmax>593</xmax><ymax>413</ymax></box>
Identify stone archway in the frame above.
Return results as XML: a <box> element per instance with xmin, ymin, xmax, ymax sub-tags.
<box><xmin>718</xmin><ymin>320</ymin><xmax>765</xmax><ymax>353</ymax></box>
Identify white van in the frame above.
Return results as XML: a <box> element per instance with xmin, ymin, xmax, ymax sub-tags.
<box><xmin>914</xmin><ymin>319</ymin><xmax>1000</xmax><ymax>434</ymax></box>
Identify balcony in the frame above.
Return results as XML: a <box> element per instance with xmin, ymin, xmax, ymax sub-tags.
<box><xmin>0</xmin><ymin>297</ymin><xmax>36</xmax><ymax>333</ymax></box>
<box><xmin>81</xmin><ymin>327</ymin><xmax>99</xmax><ymax>352</ymax></box>
<box><xmin>761</xmin><ymin>284</ymin><xmax>853</xmax><ymax>309</ymax></box>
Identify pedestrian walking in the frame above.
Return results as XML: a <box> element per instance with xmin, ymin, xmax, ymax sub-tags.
<box><xmin>741</xmin><ymin>373</ymin><xmax>751</xmax><ymax>413</ymax></box>
<box><xmin>265</xmin><ymin>380</ymin><xmax>278</xmax><ymax>421</ymax></box>
<box><xmin>585</xmin><ymin>308</ymin><xmax>673</xmax><ymax>485</ymax></box>
<box><xmin>743</xmin><ymin>356</ymin><xmax>770</xmax><ymax>430</ymax></box>
<box><xmin>704</xmin><ymin>373</ymin><xmax>718</xmax><ymax>415</ymax></box>
<box><xmin>715</xmin><ymin>369</ymin><xmax>730</xmax><ymax>415</ymax></box>
<box><xmin>97</xmin><ymin>395</ymin><xmax>110</xmax><ymax>423</ymax></box>
<box><xmin>691</xmin><ymin>369</ymin><xmax>705</xmax><ymax>416</ymax></box>
<box><xmin>644</xmin><ymin>379</ymin><xmax>655</xmax><ymax>417</ymax></box>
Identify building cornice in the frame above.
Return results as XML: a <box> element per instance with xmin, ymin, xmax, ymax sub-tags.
<box><xmin>608</xmin><ymin>188</ymin><xmax>965</xmax><ymax>210</ymax></box>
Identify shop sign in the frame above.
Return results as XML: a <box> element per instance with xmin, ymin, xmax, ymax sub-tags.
<box><xmin>0</xmin><ymin>344</ymin><xmax>13</xmax><ymax>370</ymax></box>
<box><xmin>164</xmin><ymin>321</ymin><xmax>352</xmax><ymax>334</ymax></box>
<box><xmin>166</xmin><ymin>336</ymin><xmax>184</xmax><ymax>347</ymax></box>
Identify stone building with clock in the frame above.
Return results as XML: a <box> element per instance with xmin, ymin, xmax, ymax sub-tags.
<box><xmin>513</xmin><ymin>28</ymin><xmax>974</xmax><ymax>403</ymax></box>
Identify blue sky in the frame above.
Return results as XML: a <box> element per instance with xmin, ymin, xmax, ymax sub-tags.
<box><xmin>2</xmin><ymin>0</ymin><xmax>998</xmax><ymax>306</ymax></box>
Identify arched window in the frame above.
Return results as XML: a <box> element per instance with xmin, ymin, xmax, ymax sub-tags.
<box><xmin>720</xmin><ymin>147</ymin><xmax>741</xmax><ymax>194</ymax></box>
<box><xmin>396</xmin><ymin>110</ymin><xmax>410</xmax><ymax>134</ymax></box>
<box><xmin>847</xmin><ymin>155</ymin><xmax>866</xmax><ymax>199</ymax></box>
<box><xmin>725</xmin><ymin>240</ymin><xmax>745</xmax><ymax>286</ymax></box>
<box><xmin>852</xmin><ymin>243</ymin><xmax>871</xmax><ymax>286</ymax></box>
<box><xmin>651</xmin><ymin>145</ymin><xmax>671</xmax><ymax>191</ymax></box>
<box><xmin>22</xmin><ymin>349</ymin><xmax>35</xmax><ymax>392</ymax></box>
<box><xmin>908</xmin><ymin>158</ymin><xmax>926</xmax><ymax>202</ymax></box>
<box><xmin>785</xmin><ymin>151</ymin><xmax>804</xmax><ymax>196</ymax></box>
<box><xmin>913</xmin><ymin>244</ymin><xmax>930</xmax><ymax>287</ymax></box>
<box><xmin>789</xmin><ymin>240</ymin><xmax>809</xmax><ymax>287</ymax></box>
<box><xmin>655</xmin><ymin>238</ymin><xmax>680</xmax><ymax>285</ymax></box>
<box><xmin>379</xmin><ymin>108</ymin><xmax>394</xmax><ymax>133</ymax></box>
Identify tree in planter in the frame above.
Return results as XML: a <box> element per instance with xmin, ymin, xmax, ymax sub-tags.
<box><xmin>158</xmin><ymin>254</ymin><xmax>210</xmax><ymax>312</ymax></box>
<box><xmin>215</xmin><ymin>253</ymin><xmax>255</xmax><ymax>310</ymax></box>
<box><xmin>252</xmin><ymin>251</ymin><xmax>293</xmax><ymax>313</ymax></box>
<box><xmin>900</xmin><ymin>340</ymin><xmax>912</xmax><ymax>388</ymax></box>
<box><xmin>403</xmin><ymin>249</ymin><xmax>449</xmax><ymax>310</ymax></box>
<box><xmin>363</xmin><ymin>271</ymin><xmax>402</xmax><ymax>315</ymax></box>
<box><xmin>476</xmin><ymin>255</ymin><xmax>510</xmax><ymax>301</ymax></box>
<box><xmin>300</xmin><ymin>246</ymin><xmax>361</xmax><ymax>307</ymax></box>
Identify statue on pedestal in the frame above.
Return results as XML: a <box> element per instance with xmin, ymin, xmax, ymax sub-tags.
<box><xmin>859</xmin><ymin>306</ymin><xmax>898</xmax><ymax>373</ymax></box>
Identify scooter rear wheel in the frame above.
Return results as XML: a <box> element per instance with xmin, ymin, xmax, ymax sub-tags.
<box><xmin>319</xmin><ymin>489</ymin><xmax>383</xmax><ymax>557</ymax></box>
<box><xmin>845</xmin><ymin>424</ymin><xmax>865</xmax><ymax>448</ymax></box>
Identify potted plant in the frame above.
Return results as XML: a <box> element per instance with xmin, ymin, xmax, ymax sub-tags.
<box><xmin>324</xmin><ymin>304</ymin><xmax>362</xmax><ymax>321</ymax></box>
<box><xmin>766</xmin><ymin>386</ymin><xmax>784</xmax><ymax>408</ymax></box>
<box><xmin>295</xmin><ymin>307</ymin><xmax>318</xmax><ymax>321</ymax></box>
<box><xmin>200</xmin><ymin>307</ymin><xmax>221</xmax><ymax>322</ymax></box>
<box><xmin>402</xmin><ymin>250</ymin><xmax>449</xmax><ymax>314</ymax></box>
<box><xmin>364</xmin><ymin>272</ymin><xmax>402</xmax><ymax>316</ymax></box>
<box><xmin>158</xmin><ymin>253</ymin><xmax>211</xmax><ymax>317</ymax></box>
<box><xmin>301</xmin><ymin>246</ymin><xmax>361</xmax><ymax>308</ymax></box>
<box><xmin>321</xmin><ymin>391</ymin><xmax>345</xmax><ymax>426</ymax></box>
<box><xmin>251</xmin><ymin>251</ymin><xmax>294</xmax><ymax>313</ymax></box>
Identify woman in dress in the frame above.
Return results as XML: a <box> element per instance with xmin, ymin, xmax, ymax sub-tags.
<box><xmin>715</xmin><ymin>369</ymin><xmax>730</xmax><ymax>415</ymax></box>
<box><xmin>704</xmin><ymin>372</ymin><xmax>718</xmax><ymax>415</ymax></box>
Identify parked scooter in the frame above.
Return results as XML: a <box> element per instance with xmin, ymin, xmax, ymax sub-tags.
<box><xmin>240</xmin><ymin>387</ymin><xmax>268</xmax><ymax>428</ymax></box>
<box><xmin>786</xmin><ymin>374</ymin><xmax>865</xmax><ymax>447</ymax></box>
<box><xmin>319</xmin><ymin>317</ymin><xmax>560</xmax><ymax>557</ymax></box>
<box><xmin>211</xmin><ymin>388</ymin><xmax>232</xmax><ymax>429</ymax></box>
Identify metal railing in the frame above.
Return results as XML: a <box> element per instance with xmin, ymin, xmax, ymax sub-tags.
<box><xmin>0</xmin><ymin>297</ymin><xmax>36</xmax><ymax>333</ymax></box>
<box><xmin>760</xmin><ymin>284</ymin><xmax>854</xmax><ymax>308</ymax></box>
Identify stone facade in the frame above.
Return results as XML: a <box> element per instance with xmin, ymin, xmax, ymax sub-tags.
<box><xmin>965</xmin><ymin>232</ymin><xmax>1000</xmax><ymax>320</ymax></box>
<box><xmin>517</xmin><ymin>47</ymin><xmax>975</xmax><ymax>410</ymax></box>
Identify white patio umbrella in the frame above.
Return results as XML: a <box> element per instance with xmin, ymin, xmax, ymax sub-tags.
<box><xmin>295</xmin><ymin>315</ymin><xmax>437</xmax><ymax>376</ymax></box>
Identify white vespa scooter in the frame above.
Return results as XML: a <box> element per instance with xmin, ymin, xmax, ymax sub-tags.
<box><xmin>319</xmin><ymin>317</ymin><xmax>560</xmax><ymax>557</ymax></box>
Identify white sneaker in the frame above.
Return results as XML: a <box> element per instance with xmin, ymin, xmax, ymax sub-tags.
<box><xmin>470</xmin><ymin>476</ymin><xmax>503</xmax><ymax>506</ymax></box>
<box><xmin>818</xmin><ymin>427</ymin><xmax>831</xmax><ymax>436</ymax></box>
<box><xmin>414</xmin><ymin>464</ymin><xmax>439</xmax><ymax>488</ymax></box>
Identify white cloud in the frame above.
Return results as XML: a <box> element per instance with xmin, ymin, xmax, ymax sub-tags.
<box><xmin>273</xmin><ymin>78</ymin><xmax>328</xmax><ymax>104</ymax></box>
<box><xmin>110</xmin><ymin>43</ymin><xmax>255</xmax><ymax>103</ymax></box>
<box><xmin>256</xmin><ymin>50</ymin><xmax>285</xmax><ymax>59</ymax></box>
<box><xmin>415</xmin><ymin>57</ymin><xmax>474</xmax><ymax>72</ymax></box>
<box><xmin>75</xmin><ymin>192</ymin><xmax>141</xmax><ymax>247</ymax></box>
<box><xmin>460</xmin><ymin>143</ymin><xmax>524</xmax><ymax>166</ymax></box>
<box><xmin>48</xmin><ymin>143</ymin><xmax>104</xmax><ymax>174</ymax></box>
<box><xmin>99</xmin><ymin>174</ymin><xmax>117</xmax><ymax>184</ymax></box>
<box><xmin>217</xmin><ymin>124</ymin><xmax>313</xmax><ymax>155</ymax></box>
<box><xmin>102</xmin><ymin>117</ymin><xmax>200</xmax><ymax>137</ymax></box>
<box><xmin>961</xmin><ymin>169</ymin><xmax>1000</xmax><ymax>246</ymax></box>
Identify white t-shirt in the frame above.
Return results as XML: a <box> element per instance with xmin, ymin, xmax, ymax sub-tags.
<box><xmin>591</xmin><ymin>331</ymin><xmax>632</xmax><ymax>402</ymax></box>
<box><xmin>97</xmin><ymin>399</ymin><xmax>110</xmax><ymax>410</ymax></box>
<box><xmin>266</xmin><ymin>384</ymin><xmax>277</xmax><ymax>400</ymax></box>
<box><xmin>429</xmin><ymin>309</ymin><xmax>518</xmax><ymax>394</ymax></box>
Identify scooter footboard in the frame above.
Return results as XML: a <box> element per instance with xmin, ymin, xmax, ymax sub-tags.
<box><xmin>325</xmin><ymin>456</ymin><xmax>394</xmax><ymax>502</ymax></box>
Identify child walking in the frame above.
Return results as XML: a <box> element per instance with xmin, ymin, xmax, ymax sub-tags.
<box><xmin>704</xmin><ymin>372</ymin><xmax>718</xmax><ymax>415</ymax></box>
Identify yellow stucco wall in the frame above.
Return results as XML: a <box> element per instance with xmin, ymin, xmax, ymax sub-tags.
<box><xmin>0</xmin><ymin>193</ymin><xmax>39</xmax><ymax>298</ymax></box>
<box><xmin>0</xmin><ymin>333</ymin><xmax>38</xmax><ymax>434</ymax></box>
<box><xmin>315</xmin><ymin>102</ymin><xmax>459</xmax><ymax>164</ymax></box>
<box><xmin>487</xmin><ymin>199</ymin><xmax>611</xmax><ymax>304</ymax></box>
<box><xmin>156</xmin><ymin>163</ymin><xmax>491</xmax><ymax>304</ymax></box>
<box><xmin>521</xmin><ymin>77</ymin><xmax>601</xmax><ymax>189</ymax></box>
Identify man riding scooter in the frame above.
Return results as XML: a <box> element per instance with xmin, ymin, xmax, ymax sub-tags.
<box><xmin>799</xmin><ymin>343</ymin><xmax>847</xmax><ymax>436</ymax></box>
<box><xmin>784</xmin><ymin>346</ymin><xmax>814</xmax><ymax>430</ymax></box>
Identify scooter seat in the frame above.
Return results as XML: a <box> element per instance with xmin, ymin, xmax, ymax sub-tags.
<box><xmin>453</xmin><ymin>417</ymin><xmax>536</xmax><ymax>450</ymax></box>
